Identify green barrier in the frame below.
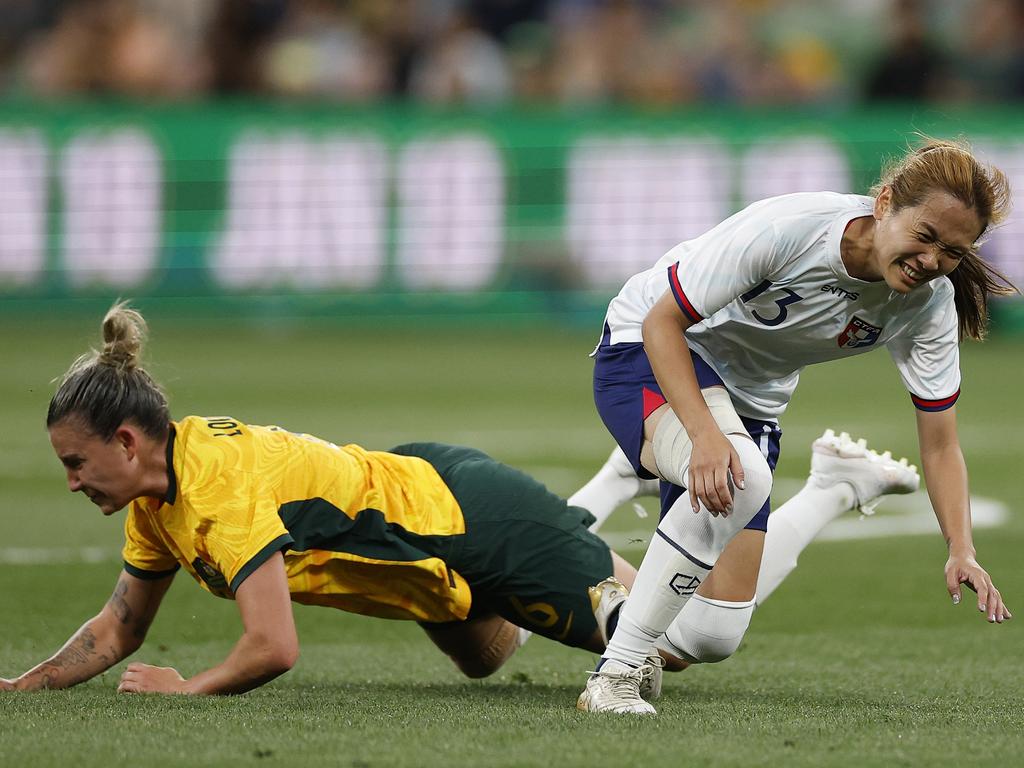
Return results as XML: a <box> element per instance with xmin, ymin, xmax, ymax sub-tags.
<box><xmin>1</xmin><ymin>102</ymin><xmax>1022</xmax><ymax>326</ymax></box>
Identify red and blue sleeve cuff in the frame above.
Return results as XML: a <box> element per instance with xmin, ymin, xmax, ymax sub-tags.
<box><xmin>667</xmin><ymin>262</ymin><xmax>703</xmax><ymax>324</ymax></box>
<box><xmin>911</xmin><ymin>389</ymin><xmax>960</xmax><ymax>412</ymax></box>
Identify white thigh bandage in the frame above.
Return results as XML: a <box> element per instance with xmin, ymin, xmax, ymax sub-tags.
<box><xmin>652</xmin><ymin>386</ymin><xmax>747</xmax><ymax>487</ymax></box>
<box><xmin>659</xmin><ymin>594</ymin><xmax>755</xmax><ymax>664</ymax></box>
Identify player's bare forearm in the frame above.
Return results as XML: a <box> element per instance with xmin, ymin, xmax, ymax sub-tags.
<box><xmin>119</xmin><ymin>553</ymin><xmax>298</xmax><ymax>695</ymax></box>
<box><xmin>916</xmin><ymin>408</ymin><xmax>1009</xmax><ymax>621</ymax></box>
<box><xmin>119</xmin><ymin>627</ymin><xmax>297</xmax><ymax>696</ymax></box>
<box><xmin>180</xmin><ymin>555</ymin><xmax>298</xmax><ymax>694</ymax></box>
<box><xmin>916</xmin><ymin>407</ymin><xmax>974</xmax><ymax>553</ymax></box>
<box><xmin>13</xmin><ymin>615</ymin><xmax>127</xmax><ymax>691</ymax></box>
<box><xmin>10</xmin><ymin>570</ymin><xmax>172</xmax><ymax>691</ymax></box>
<box><xmin>919</xmin><ymin>442</ymin><xmax>974</xmax><ymax>553</ymax></box>
<box><xmin>183</xmin><ymin>632</ymin><xmax>296</xmax><ymax>695</ymax></box>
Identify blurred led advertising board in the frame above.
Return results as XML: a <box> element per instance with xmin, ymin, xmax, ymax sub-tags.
<box><xmin>1</xmin><ymin>104</ymin><xmax>1022</xmax><ymax>315</ymax></box>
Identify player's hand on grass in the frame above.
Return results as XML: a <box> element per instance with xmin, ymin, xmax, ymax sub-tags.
<box><xmin>945</xmin><ymin>553</ymin><xmax>1012</xmax><ymax>624</ymax></box>
<box><xmin>688</xmin><ymin>430</ymin><xmax>744</xmax><ymax>517</ymax></box>
<box><xmin>118</xmin><ymin>662</ymin><xmax>187</xmax><ymax>694</ymax></box>
<box><xmin>0</xmin><ymin>677</ymin><xmax>16</xmax><ymax>691</ymax></box>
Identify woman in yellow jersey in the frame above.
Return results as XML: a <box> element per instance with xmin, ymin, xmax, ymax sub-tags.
<box><xmin>0</xmin><ymin>303</ymin><xmax>680</xmax><ymax>696</ymax></box>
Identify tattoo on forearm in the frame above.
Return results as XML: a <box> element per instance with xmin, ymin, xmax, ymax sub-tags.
<box><xmin>50</xmin><ymin>627</ymin><xmax>98</xmax><ymax>670</ymax></box>
<box><xmin>35</xmin><ymin>665</ymin><xmax>60</xmax><ymax>688</ymax></box>
<box><xmin>108</xmin><ymin>579</ymin><xmax>134</xmax><ymax>625</ymax></box>
<box><xmin>28</xmin><ymin>627</ymin><xmax>110</xmax><ymax>689</ymax></box>
<box><xmin>108</xmin><ymin>577</ymin><xmax>154</xmax><ymax>640</ymax></box>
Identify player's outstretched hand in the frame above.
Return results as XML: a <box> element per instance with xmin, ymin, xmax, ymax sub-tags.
<box><xmin>118</xmin><ymin>662</ymin><xmax>187</xmax><ymax>694</ymax></box>
<box><xmin>0</xmin><ymin>677</ymin><xmax>16</xmax><ymax>691</ymax></box>
<box><xmin>688</xmin><ymin>430</ymin><xmax>745</xmax><ymax>517</ymax></box>
<box><xmin>945</xmin><ymin>553</ymin><xmax>1012</xmax><ymax>623</ymax></box>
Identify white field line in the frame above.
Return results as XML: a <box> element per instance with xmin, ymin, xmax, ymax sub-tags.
<box><xmin>0</xmin><ymin>484</ymin><xmax>1010</xmax><ymax>564</ymax></box>
<box><xmin>0</xmin><ymin>546</ymin><xmax>120</xmax><ymax>566</ymax></box>
<box><xmin>601</xmin><ymin>480</ymin><xmax>1009</xmax><ymax>551</ymax></box>
<box><xmin>815</xmin><ymin>494</ymin><xmax>1007</xmax><ymax>541</ymax></box>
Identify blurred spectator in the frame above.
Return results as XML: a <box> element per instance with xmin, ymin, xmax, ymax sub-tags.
<box><xmin>954</xmin><ymin>0</ymin><xmax>1024</xmax><ymax>101</ymax></box>
<box><xmin>1</xmin><ymin>0</ymin><xmax>1023</xmax><ymax>107</ymax></box>
<box><xmin>409</xmin><ymin>8</ymin><xmax>512</xmax><ymax>103</ymax></box>
<box><xmin>467</xmin><ymin>0</ymin><xmax>550</xmax><ymax>42</ymax></box>
<box><xmin>0</xmin><ymin>0</ymin><xmax>62</xmax><ymax>90</ymax></box>
<box><xmin>21</xmin><ymin>0</ymin><xmax>210</xmax><ymax>98</ymax></box>
<box><xmin>206</xmin><ymin>0</ymin><xmax>289</xmax><ymax>94</ymax></box>
<box><xmin>863</xmin><ymin>0</ymin><xmax>950</xmax><ymax>101</ymax></box>
<box><xmin>259</xmin><ymin>0</ymin><xmax>390</xmax><ymax>100</ymax></box>
<box><xmin>688</xmin><ymin>2</ymin><xmax>794</xmax><ymax>104</ymax></box>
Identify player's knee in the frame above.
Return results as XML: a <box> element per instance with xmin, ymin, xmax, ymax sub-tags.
<box><xmin>659</xmin><ymin>652</ymin><xmax>690</xmax><ymax>672</ymax></box>
<box><xmin>726</xmin><ymin>435</ymin><xmax>773</xmax><ymax>524</ymax></box>
<box><xmin>449</xmin><ymin>621</ymin><xmax>520</xmax><ymax>678</ymax></box>
<box><xmin>661</xmin><ymin>594</ymin><xmax>754</xmax><ymax>664</ymax></box>
<box><xmin>451</xmin><ymin>656</ymin><xmax>502</xmax><ymax>679</ymax></box>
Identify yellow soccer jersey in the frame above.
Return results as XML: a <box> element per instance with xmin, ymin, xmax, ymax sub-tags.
<box><xmin>123</xmin><ymin>416</ymin><xmax>472</xmax><ymax>623</ymax></box>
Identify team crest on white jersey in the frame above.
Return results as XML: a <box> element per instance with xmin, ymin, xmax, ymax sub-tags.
<box><xmin>838</xmin><ymin>316</ymin><xmax>882</xmax><ymax>349</ymax></box>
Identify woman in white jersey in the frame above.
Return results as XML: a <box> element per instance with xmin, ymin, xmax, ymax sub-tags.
<box><xmin>577</xmin><ymin>137</ymin><xmax>1015</xmax><ymax>715</ymax></box>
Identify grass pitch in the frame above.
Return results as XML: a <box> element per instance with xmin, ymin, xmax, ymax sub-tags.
<box><xmin>1</xmin><ymin>315</ymin><xmax>1021</xmax><ymax>767</ymax></box>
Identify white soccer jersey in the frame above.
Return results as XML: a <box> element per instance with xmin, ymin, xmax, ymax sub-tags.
<box><xmin>603</xmin><ymin>192</ymin><xmax>961</xmax><ymax>421</ymax></box>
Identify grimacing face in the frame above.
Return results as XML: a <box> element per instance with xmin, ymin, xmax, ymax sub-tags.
<box><xmin>49</xmin><ymin>421</ymin><xmax>142</xmax><ymax>515</ymax></box>
<box><xmin>871</xmin><ymin>187</ymin><xmax>983</xmax><ymax>294</ymax></box>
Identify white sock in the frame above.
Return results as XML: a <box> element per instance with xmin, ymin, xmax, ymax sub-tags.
<box><xmin>601</xmin><ymin>523</ymin><xmax>712</xmax><ymax>667</ymax></box>
<box><xmin>602</xmin><ymin>435</ymin><xmax>773</xmax><ymax>668</ymax></box>
<box><xmin>755</xmin><ymin>480</ymin><xmax>856</xmax><ymax>604</ymax></box>
<box><xmin>568</xmin><ymin>446</ymin><xmax>643</xmax><ymax>533</ymax></box>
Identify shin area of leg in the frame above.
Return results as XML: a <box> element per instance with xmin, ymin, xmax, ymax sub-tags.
<box><xmin>601</xmin><ymin>435</ymin><xmax>772</xmax><ymax>668</ymax></box>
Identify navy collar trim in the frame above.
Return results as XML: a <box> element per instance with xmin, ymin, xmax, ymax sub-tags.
<box><xmin>164</xmin><ymin>424</ymin><xmax>178</xmax><ymax>505</ymax></box>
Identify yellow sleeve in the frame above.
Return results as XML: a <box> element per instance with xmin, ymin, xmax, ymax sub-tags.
<box><xmin>191</xmin><ymin>472</ymin><xmax>294</xmax><ymax>594</ymax></box>
<box><xmin>122</xmin><ymin>501</ymin><xmax>180</xmax><ymax>580</ymax></box>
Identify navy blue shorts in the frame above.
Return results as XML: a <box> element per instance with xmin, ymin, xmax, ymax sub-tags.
<box><xmin>592</xmin><ymin>337</ymin><xmax>781</xmax><ymax>531</ymax></box>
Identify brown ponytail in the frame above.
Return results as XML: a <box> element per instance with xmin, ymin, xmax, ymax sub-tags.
<box><xmin>47</xmin><ymin>301</ymin><xmax>170</xmax><ymax>440</ymax></box>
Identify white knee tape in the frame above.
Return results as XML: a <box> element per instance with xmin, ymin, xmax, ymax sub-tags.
<box><xmin>702</xmin><ymin>386</ymin><xmax>747</xmax><ymax>436</ymax></box>
<box><xmin>659</xmin><ymin>594</ymin><xmax>755</xmax><ymax>664</ymax></box>
<box><xmin>651</xmin><ymin>387</ymin><xmax>748</xmax><ymax>486</ymax></box>
<box><xmin>651</xmin><ymin>411</ymin><xmax>691</xmax><ymax>487</ymax></box>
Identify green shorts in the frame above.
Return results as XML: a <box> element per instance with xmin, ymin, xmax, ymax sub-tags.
<box><xmin>390</xmin><ymin>442</ymin><xmax>613</xmax><ymax>648</ymax></box>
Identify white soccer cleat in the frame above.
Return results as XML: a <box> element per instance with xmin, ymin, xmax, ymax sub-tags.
<box><xmin>589</xmin><ymin>577</ymin><xmax>663</xmax><ymax>700</ymax></box>
<box><xmin>638</xmin><ymin>654</ymin><xmax>666</xmax><ymax>701</ymax></box>
<box><xmin>810</xmin><ymin>429</ymin><xmax>920</xmax><ymax>515</ymax></box>
<box><xmin>577</xmin><ymin>659</ymin><xmax>658</xmax><ymax>715</ymax></box>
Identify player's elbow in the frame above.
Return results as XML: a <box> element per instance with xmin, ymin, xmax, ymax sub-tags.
<box><xmin>642</xmin><ymin>317</ymin><xmax>682</xmax><ymax>354</ymax></box>
<box><xmin>93</xmin><ymin>612</ymin><xmax>144</xmax><ymax>661</ymax></box>
<box><xmin>264</xmin><ymin>642</ymin><xmax>299</xmax><ymax>676</ymax></box>
<box><xmin>119</xmin><ymin>635</ymin><xmax>146</xmax><ymax>658</ymax></box>
<box><xmin>640</xmin><ymin>312</ymin><xmax>664</xmax><ymax>345</ymax></box>
<box><xmin>250</xmin><ymin>634</ymin><xmax>299</xmax><ymax>678</ymax></box>
<box><xmin>108</xmin><ymin>622</ymin><xmax>145</xmax><ymax>658</ymax></box>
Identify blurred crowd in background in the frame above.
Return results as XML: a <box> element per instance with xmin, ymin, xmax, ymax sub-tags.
<box><xmin>0</xmin><ymin>0</ymin><xmax>1022</xmax><ymax>107</ymax></box>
